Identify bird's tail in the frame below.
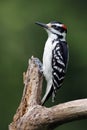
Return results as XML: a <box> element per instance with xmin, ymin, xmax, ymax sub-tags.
<box><xmin>41</xmin><ymin>83</ymin><xmax>53</xmax><ymax>105</ymax></box>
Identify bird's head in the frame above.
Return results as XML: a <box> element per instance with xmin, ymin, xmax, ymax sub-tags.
<box><xmin>35</xmin><ymin>21</ymin><xmax>67</xmax><ymax>40</ymax></box>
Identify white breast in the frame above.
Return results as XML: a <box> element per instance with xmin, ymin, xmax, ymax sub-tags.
<box><xmin>43</xmin><ymin>38</ymin><xmax>52</xmax><ymax>82</ymax></box>
<box><xmin>42</xmin><ymin>34</ymin><xmax>57</xmax><ymax>82</ymax></box>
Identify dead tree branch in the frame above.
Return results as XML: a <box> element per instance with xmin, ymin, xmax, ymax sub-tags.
<box><xmin>9</xmin><ymin>57</ymin><xmax>87</xmax><ymax>130</ymax></box>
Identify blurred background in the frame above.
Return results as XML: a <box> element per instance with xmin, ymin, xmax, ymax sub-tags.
<box><xmin>0</xmin><ymin>0</ymin><xmax>87</xmax><ymax>130</ymax></box>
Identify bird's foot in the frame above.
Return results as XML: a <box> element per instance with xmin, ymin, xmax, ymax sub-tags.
<box><xmin>31</xmin><ymin>56</ymin><xmax>43</xmax><ymax>73</ymax></box>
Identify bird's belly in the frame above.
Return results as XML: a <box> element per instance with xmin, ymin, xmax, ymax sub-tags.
<box><xmin>43</xmin><ymin>45</ymin><xmax>52</xmax><ymax>81</ymax></box>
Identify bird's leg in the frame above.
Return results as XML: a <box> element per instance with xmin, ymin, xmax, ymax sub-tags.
<box><xmin>31</xmin><ymin>56</ymin><xmax>43</xmax><ymax>73</ymax></box>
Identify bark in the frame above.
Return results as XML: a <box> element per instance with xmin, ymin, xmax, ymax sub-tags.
<box><xmin>9</xmin><ymin>57</ymin><xmax>87</xmax><ymax>130</ymax></box>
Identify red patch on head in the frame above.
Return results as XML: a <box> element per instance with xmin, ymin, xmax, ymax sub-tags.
<box><xmin>62</xmin><ymin>24</ymin><xmax>67</xmax><ymax>30</ymax></box>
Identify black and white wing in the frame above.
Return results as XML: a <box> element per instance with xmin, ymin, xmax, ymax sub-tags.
<box><xmin>52</xmin><ymin>41</ymin><xmax>69</xmax><ymax>102</ymax></box>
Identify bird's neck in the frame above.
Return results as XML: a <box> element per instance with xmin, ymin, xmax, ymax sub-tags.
<box><xmin>48</xmin><ymin>33</ymin><xmax>57</xmax><ymax>41</ymax></box>
<box><xmin>47</xmin><ymin>33</ymin><xmax>66</xmax><ymax>44</ymax></box>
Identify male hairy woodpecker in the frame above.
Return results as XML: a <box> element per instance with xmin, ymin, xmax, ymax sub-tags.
<box><xmin>35</xmin><ymin>21</ymin><xmax>69</xmax><ymax>105</ymax></box>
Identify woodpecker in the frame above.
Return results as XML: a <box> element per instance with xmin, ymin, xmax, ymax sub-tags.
<box><xmin>35</xmin><ymin>21</ymin><xmax>69</xmax><ymax>105</ymax></box>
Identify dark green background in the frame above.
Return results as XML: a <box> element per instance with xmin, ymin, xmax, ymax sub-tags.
<box><xmin>0</xmin><ymin>0</ymin><xmax>87</xmax><ymax>130</ymax></box>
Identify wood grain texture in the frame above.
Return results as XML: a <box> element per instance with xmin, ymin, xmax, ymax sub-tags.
<box><xmin>9</xmin><ymin>57</ymin><xmax>87</xmax><ymax>130</ymax></box>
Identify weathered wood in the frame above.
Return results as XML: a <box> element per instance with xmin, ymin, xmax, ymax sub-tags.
<box><xmin>9</xmin><ymin>57</ymin><xmax>87</xmax><ymax>130</ymax></box>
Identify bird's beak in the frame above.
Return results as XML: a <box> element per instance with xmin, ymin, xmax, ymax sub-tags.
<box><xmin>35</xmin><ymin>22</ymin><xmax>51</xmax><ymax>29</ymax></box>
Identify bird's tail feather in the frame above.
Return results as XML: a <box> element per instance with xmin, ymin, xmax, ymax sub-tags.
<box><xmin>41</xmin><ymin>85</ymin><xmax>53</xmax><ymax>105</ymax></box>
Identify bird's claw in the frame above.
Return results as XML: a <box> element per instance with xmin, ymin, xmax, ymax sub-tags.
<box><xmin>32</xmin><ymin>57</ymin><xmax>43</xmax><ymax>73</ymax></box>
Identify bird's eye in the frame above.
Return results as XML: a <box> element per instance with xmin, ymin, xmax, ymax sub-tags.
<box><xmin>52</xmin><ymin>25</ymin><xmax>57</xmax><ymax>29</ymax></box>
<box><xmin>52</xmin><ymin>25</ymin><xmax>61</xmax><ymax>31</ymax></box>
